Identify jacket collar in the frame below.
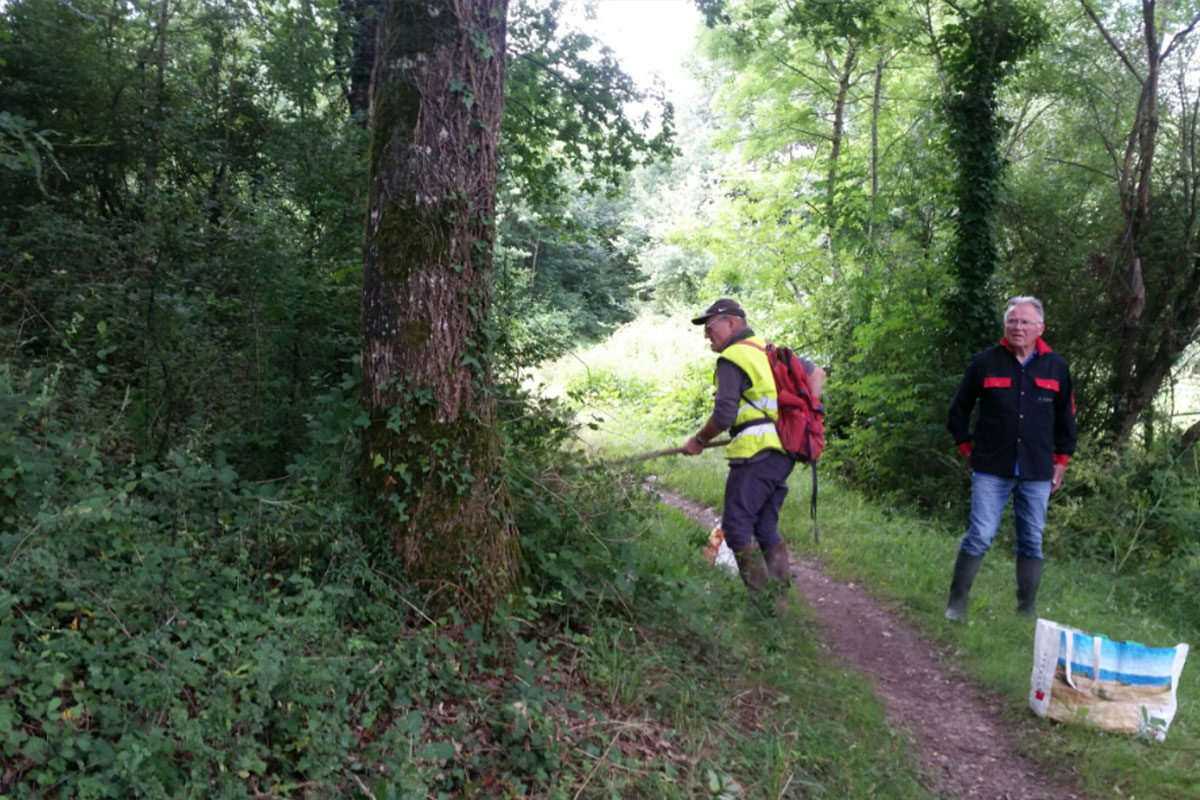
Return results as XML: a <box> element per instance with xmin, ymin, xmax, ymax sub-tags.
<box><xmin>719</xmin><ymin>326</ymin><xmax>755</xmax><ymax>352</ymax></box>
<box><xmin>1000</xmin><ymin>336</ymin><xmax>1052</xmax><ymax>356</ymax></box>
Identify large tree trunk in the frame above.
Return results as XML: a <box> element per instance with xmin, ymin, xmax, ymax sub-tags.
<box><xmin>361</xmin><ymin>0</ymin><xmax>520</xmax><ymax>620</ymax></box>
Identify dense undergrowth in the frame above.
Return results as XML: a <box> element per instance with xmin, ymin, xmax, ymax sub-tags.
<box><xmin>1</xmin><ymin>363</ymin><xmax>933</xmax><ymax>798</ymax></box>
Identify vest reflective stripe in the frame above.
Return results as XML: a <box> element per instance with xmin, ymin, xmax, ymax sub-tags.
<box><xmin>731</xmin><ymin>420</ymin><xmax>778</xmax><ymax>443</ymax></box>
<box><xmin>739</xmin><ymin>396</ymin><xmax>779</xmax><ymax>415</ymax></box>
<box><xmin>717</xmin><ymin>336</ymin><xmax>784</xmax><ymax>459</ymax></box>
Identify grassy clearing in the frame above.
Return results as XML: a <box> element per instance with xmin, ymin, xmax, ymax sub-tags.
<box><xmin>805</xmin><ymin>483</ymin><xmax>1200</xmax><ymax>800</ymax></box>
<box><xmin>533</xmin><ymin>308</ymin><xmax>708</xmax><ymax>392</ymax></box>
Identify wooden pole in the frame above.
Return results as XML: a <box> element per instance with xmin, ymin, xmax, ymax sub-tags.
<box><xmin>595</xmin><ymin>438</ymin><xmax>732</xmax><ymax>467</ymax></box>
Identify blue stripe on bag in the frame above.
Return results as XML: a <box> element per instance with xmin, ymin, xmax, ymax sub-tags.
<box><xmin>1057</xmin><ymin>631</ymin><xmax>1178</xmax><ymax>685</ymax></box>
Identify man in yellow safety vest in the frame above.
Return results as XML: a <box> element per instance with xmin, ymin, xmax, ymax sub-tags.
<box><xmin>683</xmin><ymin>298</ymin><xmax>825</xmax><ymax>614</ymax></box>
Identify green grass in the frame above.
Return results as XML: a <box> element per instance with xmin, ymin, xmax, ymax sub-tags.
<box><xmin>533</xmin><ymin>307</ymin><xmax>709</xmax><ymax>393</ymax></box>
<box><xmin>548</xmin><ymin>309</ymin><xmax>1200</xmax><ymax>799</ymax></box>
<box><xmin>560</xmin><ymin>502</ymin><xmax>935</xmax><ymax>799</ymax></box>
<box><xmin>809</xmin><ymin>486</ymin><xmax>1200</xmax><ymax>799</ymax></box>
<box><xmin>619</xmin><ymin>431</ymin><xmax>1200</xmax><ymax>800</ymax></box>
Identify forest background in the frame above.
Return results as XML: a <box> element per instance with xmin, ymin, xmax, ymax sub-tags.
<box><xmin>3</xmin><ymin>0</ymin><xmax>1200</xmax><ymax>797</ymax></box>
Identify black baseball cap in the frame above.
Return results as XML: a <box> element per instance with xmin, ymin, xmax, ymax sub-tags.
<box><xmin>691</xmin><ymin>298</ymin><xmax>746</xmax><ymax>325</ymax></box>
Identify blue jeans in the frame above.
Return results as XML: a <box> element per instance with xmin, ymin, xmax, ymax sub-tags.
<box><xmin>960</xmin><ymin>473</ymin><xmax>1050</xmax><ymax>559</ymax></box>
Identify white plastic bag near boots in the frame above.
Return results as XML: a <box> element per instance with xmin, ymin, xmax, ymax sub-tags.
<box><xmin>702</xmin><ymin>525</ymin><xmax>739</xmax><ymax>576</ymax></box>
<box><xmin>1030</xmin><ymin>618</ymin><xmax>1189</xmax><ymax>740</ymax></box>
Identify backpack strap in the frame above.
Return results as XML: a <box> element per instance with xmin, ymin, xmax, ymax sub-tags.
<box><xmin>730</xmin><ymin>339</ymin><xmax>775</xmax><ymax>433</ymax></box>
<box><xmin>810</xmin><ymin>460</ymin><xmax>819</xmax><ymax>544</ymax></box>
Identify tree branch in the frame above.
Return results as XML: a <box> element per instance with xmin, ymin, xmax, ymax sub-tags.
<box><xmin>1042</xmin><ymin>155</ymin><xmax>1114</xmax><ymax>182</ymax></box>
<box><xmin>1160</xmin><ymin>10</ymin><xmax>1200</xmax><ymax>62</ymax></box>
<box><xmin>1079</xmin><ymin>0</ymin><xmax>1145</xmax><ymax>84</ymax></box>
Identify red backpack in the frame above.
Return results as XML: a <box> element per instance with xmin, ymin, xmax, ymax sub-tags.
<box><xmin>735</xmin><ymin>340</ymin><xmax>826</xmax><ymax>540</ymax></box>
<box><xmin>735</xmin><ymin>340</ymin><xmax>825</xmax><ymax>462</ymax></box>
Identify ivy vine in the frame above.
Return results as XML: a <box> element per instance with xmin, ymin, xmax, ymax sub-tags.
<box><xmin>941</xmin><ymin>0</ymin><xmax>1044</xmax><ymax>354</ymax></box>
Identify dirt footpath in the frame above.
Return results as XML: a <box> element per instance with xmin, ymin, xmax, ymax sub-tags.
<box><xmin>653</xmin><ymin>487</ymin><xmax>1081</xmax><ymax>800</ymax></box>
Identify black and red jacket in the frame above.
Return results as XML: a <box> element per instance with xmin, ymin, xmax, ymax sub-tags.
<box><xmin>948</xmin><ymin>337</ymin><xmax>1077</xmax><ymax>481</ymax></box>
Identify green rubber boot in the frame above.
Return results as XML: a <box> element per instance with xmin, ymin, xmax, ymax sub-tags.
<box><xmin>1016</xmin><ymin>556</ymin><xmax>1043</xmax><ymax>618</ymax></box>
<box><xmin>944</xmin><ymin>551</ymin><xmax>984</xmax><ymax>623</ymax></box>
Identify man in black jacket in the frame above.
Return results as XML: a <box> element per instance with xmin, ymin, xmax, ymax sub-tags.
<box><xmin>944</xmin><ymin>296</ymin><xmax>1077</xmax><ymax>622</ymax></box>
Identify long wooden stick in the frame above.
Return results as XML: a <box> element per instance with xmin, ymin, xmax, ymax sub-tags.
<box><xmin>603</xmin><ymin>438</ymin><xmax>731</xmax><ymax>466</ymax></box>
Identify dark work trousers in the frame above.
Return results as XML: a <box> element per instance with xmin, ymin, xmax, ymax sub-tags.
<box><xmin>722</xmin><ymin>449</ymin><xmax>795</xmax><ymax>551</ymax></box>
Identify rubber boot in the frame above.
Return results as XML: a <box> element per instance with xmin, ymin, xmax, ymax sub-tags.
<box><xmin>733</xmin><ymin>548</ymin><xmax>768</xmax><ymax>601</ymax></box>
<box><xmin>944</xmin><ymin>551</ymin><xmax>984</xmax><ymax>623</ymax></box>
<box><xmin>762</xmin><ymin>542</ymin><xmax>792</xmax><ymax>616</ymax></box>
<box><xmin>1016</xmin><ymin>556</ymin><xmax>1043</xmax><ymax>618</ymax></box>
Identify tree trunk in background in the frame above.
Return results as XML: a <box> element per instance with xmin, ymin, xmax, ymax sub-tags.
<box><xmin>361</xmin><ymin>0</ymin><xmax>520</xmax><ymax>620</ymax></box>
<box><xmin>824</xmin><ymin>44</ymin><xmax>857</xmax><ymax>280</ymax></box>
<box><xmin>1081</xmin><ymin>0</ymin><xmax>1200</xmax><ymax>445</ymax></box>
<box><xmin>338</xmin><ymin>0</ymin><xmax>378</xmax><ymax>123</ymax></box>
<box><xmin>868</xmin><ymin>58</ymin><xmax>882</xmax><ymax>246</ymax></box>
<box><xmin>942</xmin><ymin>0</ymin><xmax>1044</xmax><ymax>358</ymax></box>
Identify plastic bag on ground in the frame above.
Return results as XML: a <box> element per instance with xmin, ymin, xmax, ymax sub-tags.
<box><xmin>1029</xmin><ymin>618</ymin><xmax>1189</xmax><ymax>740</ymax></box>
<box><xmin>702</xmin><ymin>525</ymin><xmax>739</xmax><ymax>576</ymax></box>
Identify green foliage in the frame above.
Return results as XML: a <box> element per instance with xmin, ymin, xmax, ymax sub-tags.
<box><xmin>1</xmin><ymin>365</ymin><xmax>701</xmax><ymax>798</ymax></box>
<box><xmin>0</xmin><ymin>0</ymin><xmax>366</xmax><ymax>480</ymax></box>
<box><xmin>2</xmin><ymin>368</ymin><xmax>385</xmax><ymax>797</ymax></box>
<box><xmin>503</xmin><ymin>0</ymin><xmax>676</xmax><ymax>214</ymax></box>
<box><xmin>1048</xmin><ymin>436</ymin><xmax>1200</xmax><ymax>616</ymax></box>
<box><xmin>0</xmin><ymin>111</ymin><xmax>60</xmax><ymax>190</ymax></box>
<box><xmin>0</xmin><ymin>0</ymin><xmax>674</xmax><ymax>490</ymax></box>
<box><xmin>940</xmin><ymin>0</ymin><xmax>1045</xmax><ymax>357</ymax></box>
<box><xmin>563</xmin><ymin>367</ymin><xmax>654</xmax><ymax>406</ymax></box>
<box><xmin>494</xmin><ymin>189</ymin><xmax>647</xmax><ymax>365</ymax></box>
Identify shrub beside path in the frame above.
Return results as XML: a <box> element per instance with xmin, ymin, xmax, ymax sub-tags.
<box><xmin>654</xmin><ymin>487</ymin><xmax>1085</xmax><ymax>800</ymax></box>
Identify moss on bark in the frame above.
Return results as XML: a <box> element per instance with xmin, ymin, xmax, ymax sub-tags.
<box><xmin>360</xmin><ymin>0</ymin><xmax>518</xmax><ymax>621</ymax></box>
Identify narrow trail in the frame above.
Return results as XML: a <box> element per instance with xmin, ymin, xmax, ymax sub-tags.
<box><xmin>652</xmin><ymin>486</ymin><xmax>1082</xmax><ymax>800</ymax></box>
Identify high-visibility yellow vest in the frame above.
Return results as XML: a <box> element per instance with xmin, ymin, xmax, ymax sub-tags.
<box><xmin>715</xmin><ymin>336</ymin><xmax>784</xmax><ymax>460</ymax></box>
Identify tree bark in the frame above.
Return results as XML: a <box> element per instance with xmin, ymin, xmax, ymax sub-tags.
<box><xmin>824</xmin><ymin>45</ymin><xmax>858</xmax><ymax>280</ymax></box>
<box><xmin>1082</xmin><ymin>0</ymin><xmax>1200</xmax><ymax>443</ymax></box>
<box><xmin>361</xmin><ymin>0</ymin><xmax>520</xmax><ymax>620</ymax></box>
<box><xmin>868</xmin><ymin>58</ymin><xmax>882</xmax><ymax>247</ymax></box>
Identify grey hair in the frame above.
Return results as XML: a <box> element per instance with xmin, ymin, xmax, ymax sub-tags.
<box><xmin>1005</xmin><ymin>295</ymin><xmax>1044</xmax><ymax>322</ymax></box>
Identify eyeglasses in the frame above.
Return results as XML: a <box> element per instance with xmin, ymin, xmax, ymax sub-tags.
<box><xmin>704</xmin><ymin>318</ymin><xmax>723</xmax><ymax>337</ymax></box>
<box><xmin>1005</xmin><ymin>318</ymin><xmax>1043</xmax><ymax>328</ymax></box>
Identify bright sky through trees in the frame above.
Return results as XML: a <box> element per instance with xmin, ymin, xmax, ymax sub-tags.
<box><xmin>565</xmin><ymin>0</ymin><xmax>702</xmax><ymax>105</ymax></box>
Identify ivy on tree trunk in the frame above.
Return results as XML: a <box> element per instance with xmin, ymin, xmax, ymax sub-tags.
<box><xmin>941</xmin><ymin>0</ymin><xmax>1043</xmax><ymax>357</ymax></box>
<box><xmin>361</xmin><ymin>0</ymin><xmax>520</xmax><ymax>620</ymax></box>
